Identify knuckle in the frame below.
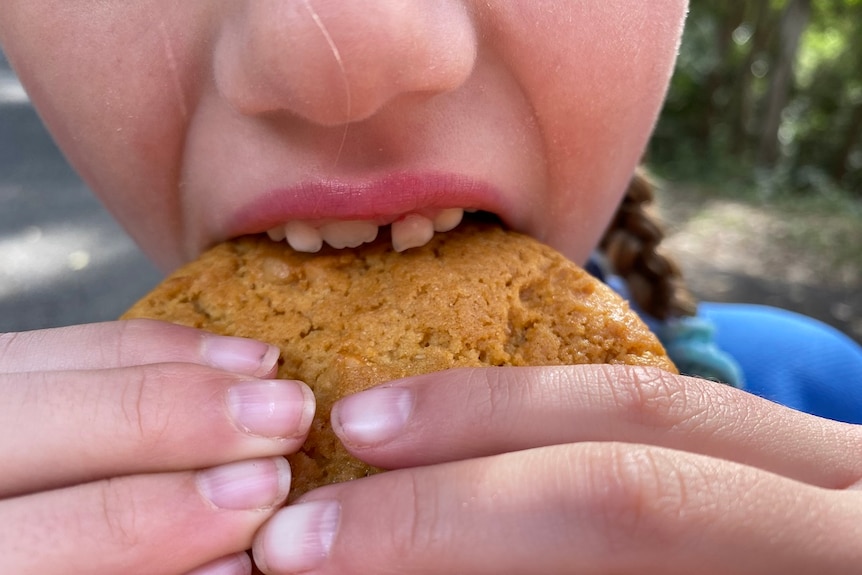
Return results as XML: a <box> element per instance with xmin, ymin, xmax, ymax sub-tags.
<box><xmin>117</xmin><ymin>364</ymin><xmax>185</xmax><ymax>451</ymax></box>
<box><xmin>467</xmin><ymin>367</ymin><xmax>553</xmax><ymax>440</ymax></box>
<box><xmin>607</xmin><ymin>365</ymin><xmax>706</xmax><ymax>431</ymax></box>
<box><xmin>469</xmin><ymin>368</ymin><xmax>519</xmax><ymax>430</ymax></box>
<box><xmin>114</xmin><ymin>318</ymin><xmax>184</xmax><ymax>365</ymax></box>
<box><xmin>96</xmin><ymin>477</ymin><xmax>143</xmax><ymax>550</ymax></box>
<box><xmin>117</xmin><ymin>318</ymin><xmax>218</xmax><ymax>369</ymax></box>
<box><xmin>577</xmin><ymin>444</ymin><xmax>692</xmax><ymax>554</ymax></box>
<box><xmin>112</xmin><ymin>319</ymin><xmax>153</xmax><ymax>364</ymax></box>
<box><xmin>388</xmin><ymin>471</ymin><xmax>446</xmax><ymax>559</ymax></box>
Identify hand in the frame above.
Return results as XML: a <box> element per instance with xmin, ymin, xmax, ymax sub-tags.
<box><xmin>0</xmin><ymin>319</ymin><xmax>315</xmax><ymax>575</ymax></box>
<box><xmin>253</xmin><ymin>365</ymin><xmax>862</xmax><ymax>574</ymax></box>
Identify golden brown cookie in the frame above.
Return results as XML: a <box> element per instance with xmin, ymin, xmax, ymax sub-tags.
<box><xmin>122</xmin><ymin>222</ymin><xmax>675</xmax><ymax>499</ymax></box>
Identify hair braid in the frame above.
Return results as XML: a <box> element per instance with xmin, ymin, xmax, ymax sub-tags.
<box><xmin>599</xmin><ymin>169</ymin><xmax>697</xmax><ymax>320</ymax></box>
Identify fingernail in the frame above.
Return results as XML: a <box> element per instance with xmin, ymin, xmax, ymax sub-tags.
<box><xmin>332</xmin><ymin>386</ymin><xmax>413</xmax><ymax>446</ymax></box>
<box><xmin>228</xmin><ymin>380</ymin><xmax>315</xmax><ymax>439</ymax></box>
<box><xmin>197</xmin><ymin>457</ymin><xmax>291</xmax><ymax>510</ymax></box>
<box><xmin>203</xmin><ymin>334</ymin><xmax>280</xmax><ymax>377</ymax></box>
<box><xmin>184</xmin><ymin>552</ymin><xmax>251</xmax><ymax>575</ymax></box>
<box><xmin>256</xmin><ymin>500</ymin><xmax>340</xmax><ymax>573</ymax></box>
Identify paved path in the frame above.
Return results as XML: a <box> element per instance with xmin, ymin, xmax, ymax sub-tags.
<box><xmin>0</xmin><ymin>50</ymin><xmax>161</xmax><ymax>332</ymax></box>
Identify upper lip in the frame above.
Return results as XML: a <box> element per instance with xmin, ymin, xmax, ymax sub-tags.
<box><xmin>225</xmin><ymin>171</ymin><xmax>515</xmax><ymax>238</ymax></box>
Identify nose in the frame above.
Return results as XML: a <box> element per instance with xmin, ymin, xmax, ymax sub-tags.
<box><xmin>214</xmin><ymin>0</ymin><xmax>478</xmax><ymax>126</ymax></box>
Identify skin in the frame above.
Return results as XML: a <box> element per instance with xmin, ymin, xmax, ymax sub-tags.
<box><xmin>1</xmin><ymin>1</ymin><xmax>861</xmax><ymax>574</ymax></box>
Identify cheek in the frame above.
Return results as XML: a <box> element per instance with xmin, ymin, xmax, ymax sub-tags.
<box><xmin>0</xmin><ymin>3</ymin><xmax>210</xmax><ymax>269</ymax></box>
<box><xmin>490</xmin><ymin>1</ymin><xmax>686</xmax><ymax>262</ymax></box>
<box><xmin>41</xmin><ymin>68</ymin><xmax>187</xmax><ymax>269</ymax></box>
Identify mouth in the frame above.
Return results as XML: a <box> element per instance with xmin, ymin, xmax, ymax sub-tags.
<box><xmin>227</xmin><ymin>171</ymin><xmax>515</xmax><ymax>253</ymax></box>
<box><xmin>265</xmin><ymin>207</ymin><xmax>476</xmax><ymax>253</ymax></box>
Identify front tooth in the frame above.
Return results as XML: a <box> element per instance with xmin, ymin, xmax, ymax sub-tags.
<box><xmin>266</xmin><ymin>226</ymin><xmax>286</xmax><ymax>241</ymax></box>
<box><xmin>392</xmin><ymin>214</ymin><xmax>435</xmax><ymax>252</ymax></box>
<box><xmin>320</xmin><ymin>220</ymin><xmax>379</xmax><ymax>249</ymax></box>
<box><xmin>285</xmin><ymin>220</ymin><xmax>323</xmax><ymax>253</ymax></box>
<box><xmin>432</xmin><ymin>208</ymin><xmax>464</xmax><ymax>232</ymax></box>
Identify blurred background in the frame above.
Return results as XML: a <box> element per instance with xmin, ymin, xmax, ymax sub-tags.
<box><xmin>1</xmin><ymin>0</ymin><xmax>860</xmax><ymax>342</ymax></box>
<box><xmin>649</xmin><ymin>0</ymin><xmax>861</xmax><ymax>343</ymax></box>
<box><xmin>0</xmin><ymin>50</ymin><xmax>162</xmax><ymax>331</ymax></box>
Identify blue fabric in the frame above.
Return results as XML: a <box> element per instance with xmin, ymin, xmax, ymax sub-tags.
<box><xmin>656</xmin><ymin>315</ymin><xmax>745</xmax><ymax>388</ymax></box>
<box><xmin>699</xmin><ymin>302</ymin><xmax>862</xmax><ymax>424</ymax></box>
<box><xmin>588</xmin><ymin>256</ymin><xmax>862</xmax><ymax>423</ymax></box>
<box><xmin>602</xmin><ymin>272</ymin><xmax>745</xmax><ymax>388</ymax></box>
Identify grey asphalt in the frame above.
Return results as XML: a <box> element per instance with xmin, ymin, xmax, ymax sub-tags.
<box><xmin>0</xmin><ymin>50</ymin><xmax>162</xmax><ymax>332</ymax></box>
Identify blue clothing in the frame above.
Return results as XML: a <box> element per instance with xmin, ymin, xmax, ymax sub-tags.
<box><xmin>698</xmin><ymin>302</ymin><xmax>862</xmax><ymax>424</ymax></box>
<box><xmin>593</xmin><ymin>261</ymin><xmax>862</xmax><ymax>423</ymax></box>
<box><xmin>602</xmin><ymin>273</ymin><xmax>746</xmax><ymax>388</ymax></box>
<box><xmin>655</xmin><ymin>314</ymin><xmax>745</xmax><ymax>388</ymax></box>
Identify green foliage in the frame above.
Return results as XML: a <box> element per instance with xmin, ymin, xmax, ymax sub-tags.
<box><xmin>649</xmin><ymin>0</ymin><xmax>862</xmax><ymax>199</ymax></box>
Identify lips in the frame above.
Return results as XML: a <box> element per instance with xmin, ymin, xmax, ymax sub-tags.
<box><xmin>227</xmin><ymin>171</ymin><xmax>512</xmax><ymax>252</ymax></box>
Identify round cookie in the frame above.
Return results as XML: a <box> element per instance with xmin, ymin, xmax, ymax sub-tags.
<box><xmin>122</xmin><ymin>221</ymin><xmax>676</xmax><ymax>499</ymax></box>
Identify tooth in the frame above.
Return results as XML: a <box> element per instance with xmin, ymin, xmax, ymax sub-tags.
<box><xmin>266</xmin><ymin>226</ymin><xmax>286</xmax><ymax>241</ymax></box>
<box><xmin>432</xmin><ymin>208</ymin><xmax>464</xmax><ymax>232</ymax></box>
<box><xmin>392</xmin><ymin>214</ymin><xmax>435</xmax><ymax>252</ymax></box>
<box><xmin>285</xmin><ymin>220</ymin><xmax>323</xmax><ymax>253</ymax></box>
<box><xmin>320</xmin><ymin>220</ymin><xmax>379</xmax><ymax>249</ymax></box>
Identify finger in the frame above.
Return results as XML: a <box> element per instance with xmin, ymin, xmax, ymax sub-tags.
<box><xmin>254</xmin><ymin>444</ymin><xmax>862</xmax><ymax>575</ymax></box>
<box><xmin>184</xmin><ymin>552</ymin><xmax>252</xmax><ymax>575</ymax></box>
<box><xmin>0</xmin><ymin>364</ymin><xmax>315</xmax><ymax>497</ymax></box>
<box><xmin>0</xmin><ymin>457</ymin><xmax>288</xmax><ymax>575</ymax></box>
<box><xmin>0</xmin><ymin>319</ymin><xmax>280</xmax><ymax>377</ymax></box>
<box><xmin>331</xmin><ymin>365</ymin><xmax>862</xmax><ymax>489</ymax></box>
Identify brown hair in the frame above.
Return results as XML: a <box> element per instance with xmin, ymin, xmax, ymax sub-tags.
<box><xmin>599</xmin><ymin>169</ymin><xmax>697</xmax><ymax>320</ymax></box>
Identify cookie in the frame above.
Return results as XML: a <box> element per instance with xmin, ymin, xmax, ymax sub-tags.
<box><xmin>122</xmin><ymin>221</ymin><xmax>675</xmax><ymax>498</ymax></box>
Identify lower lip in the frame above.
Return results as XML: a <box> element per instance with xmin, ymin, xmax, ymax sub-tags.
<box><xmin>229</xmin><ymin>171</ymin><xmax>508</xmax><ymax>234</ymax></box>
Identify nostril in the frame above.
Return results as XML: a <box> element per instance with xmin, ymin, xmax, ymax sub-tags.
<box><xmin>212</xmin><ymin>0</ymin><xmax>478</xmax><ymax>125</ymax></box>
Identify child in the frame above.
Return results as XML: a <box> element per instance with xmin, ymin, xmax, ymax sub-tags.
<box><xmin>1</xmin><ymin>2</ymin><xmax>861</xmax><ymax>574</ymax></box>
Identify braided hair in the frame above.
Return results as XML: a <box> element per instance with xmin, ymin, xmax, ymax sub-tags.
<box><xmin>599</xmin><ymin>169</ymin><xmax>697</xmax><ymax>321</ymax></box>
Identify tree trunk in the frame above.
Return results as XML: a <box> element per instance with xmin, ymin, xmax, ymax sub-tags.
<box><xmin>757</xmin><ymin>0</ymin><xmax>811</xmax><ymax>166</ymax></box>
<box><xmin>833</xmin><ymin>102</ymin><xmax>862</xmax><ymax>186</ymax></box>
<box><xmin>704</xmin><ymin>2</ymin><xmax>746</xmax><ymax>147</ymax></box>
<box><xmin>729</xmin><ymin>1</ymin><xmax>774</xmax><ymax>156</ymax></box>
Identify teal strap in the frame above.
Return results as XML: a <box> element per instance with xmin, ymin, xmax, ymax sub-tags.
<box><xmin>657</xmin><ymin>316</ymin><xmax>745</xmax><ymax>388</ymax></box>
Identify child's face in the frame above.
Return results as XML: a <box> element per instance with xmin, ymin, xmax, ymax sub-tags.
<box><xmin>0</xmin><ymin>1</ymin><xmax>687</xmax><ymax>271</ymax></box>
